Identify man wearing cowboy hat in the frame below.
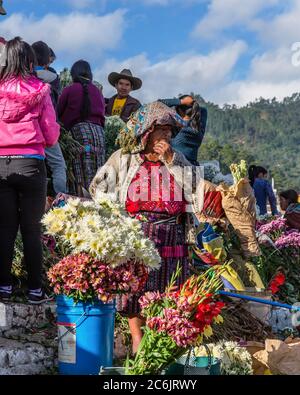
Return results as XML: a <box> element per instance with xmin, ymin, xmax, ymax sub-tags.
<box><xmin>0</xmin><ymin>1</ymin><xmax>6</xmax><ymax>15</ymax></box>
<box><xmin>105</xmin><ymin>69</ymin><xmax>142</xmax><ymax>123</ymax></box>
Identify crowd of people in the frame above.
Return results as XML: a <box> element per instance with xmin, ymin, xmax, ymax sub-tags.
<box><xmin>0</xmin><ymin>36</ymin><xmax>299</xmax><ymax>353</ymax></box>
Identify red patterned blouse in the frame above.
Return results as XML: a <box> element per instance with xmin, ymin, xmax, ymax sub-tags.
<box><xmin>126</xmin><ymin>159</ymin><xmax>186</xmax><ymax>215</ymax></box>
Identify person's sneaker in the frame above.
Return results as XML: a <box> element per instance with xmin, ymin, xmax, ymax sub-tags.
<box><xmin>0</xmin><ymin>289</ymin><xmax>12</xmax><ymax>302</ymax></box>
<box><xmin>27</xmin><ymin>289</ymin><xmax>54</xmax><ymax>305</ymax></box>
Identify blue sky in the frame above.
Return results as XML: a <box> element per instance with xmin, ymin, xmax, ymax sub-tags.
<box><xmin>1</xmin><ymin>0</ymin><xmax>300</xmax><ymax>105</ymax></box>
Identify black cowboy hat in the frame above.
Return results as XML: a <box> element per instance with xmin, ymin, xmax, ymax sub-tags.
<box><xmin>0</xmin><ymin>1</ymin><xmax>6</xmax><ymax>15</ymax></box>
<box><xmin>108</xmin><ymin>69</ymin><xmax>142</xmax><ymax>91</ymax></box>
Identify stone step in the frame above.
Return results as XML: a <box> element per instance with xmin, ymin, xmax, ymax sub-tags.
<box><xmin>0</xmin><ymin>302</ymin><xmax>56</xmax><ymax>335</ymax></box>
<box><xmin>0</xmin><ymin>337</ymin><xmax>57</xmax><ymax>375</ymax></box>
<box><xmin>0</xmin><ymin>301</ymin><xmax>131</xmax><ymax>374</ymax></box>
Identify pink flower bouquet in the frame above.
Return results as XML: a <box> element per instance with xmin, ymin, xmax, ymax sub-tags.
<box><xmin>48</xmin><ymin>253</ymin><xmax>149</xmax><ymax>303</ymax></box>
<box><xmin>125</xmin><ymin>264</ymin><xmax>227</xmax><ymax>375</ymax></box>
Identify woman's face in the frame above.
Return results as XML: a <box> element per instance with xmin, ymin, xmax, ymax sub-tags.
<box><xmin>279</xmin><ymin>196</ymin><xmax>289</xmax><ymax>211</ymax></box>
<box><xmin>257</xmin><ymin>172</ymin><xmax>268</xmax><ymax>179</ymax></box>
<box><xmin>146</xmin><ymin>125</ymin><xmax>172</xmax><ymax>151</ymax></box>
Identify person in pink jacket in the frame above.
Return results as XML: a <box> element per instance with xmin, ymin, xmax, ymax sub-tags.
<box><xmin>0</xmin><ymin>37</ymin><xmax>60</xmax><ymax>304</ymax></box>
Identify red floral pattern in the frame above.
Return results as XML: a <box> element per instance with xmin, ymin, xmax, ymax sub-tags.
<box><xmin>126</xmin><ymin>160</ymin><xmax>186</xmax><ymax>215</ymax></box>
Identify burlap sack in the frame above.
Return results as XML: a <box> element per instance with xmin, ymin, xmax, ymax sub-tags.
<box><xmin>217</xmin><ymin>178</ymin><xmax>261</xmax><ymax>258</ymax></box>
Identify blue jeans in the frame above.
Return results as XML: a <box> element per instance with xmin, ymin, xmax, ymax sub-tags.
<box><xmin>45</xmin><ymin>143</ymin><xmax>67</xmax><ymax>194</ymax></box>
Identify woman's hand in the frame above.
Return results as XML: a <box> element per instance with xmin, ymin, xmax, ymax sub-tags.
<box><xmin>153</xmin><ymin>141</ymin><xmax>174</xmax><ymax>163</ymax></box>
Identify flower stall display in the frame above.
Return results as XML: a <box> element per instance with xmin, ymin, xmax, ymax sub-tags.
<box><xmin>42</xmin><ymin>195</ymin><xmax>161</xmax><ymax>303</ymax></box>
<box><xmin>125</xmin><ymin>264</ymin><xmax>227</xmax><ymax>375</ymax></box>
<box><xmin>255</xmin><ymin>217</ymin><xmax>300</xmax><ymax>304</ymax></box>
<box><xmin>257</xmin><ymin>217</ymin><xmax>287</xmax><ymax>241</ymax></box>
<box><xmin>42</xmin><ymin>195</ymin><xmax>161</xmax><ymax>375</ymax></box>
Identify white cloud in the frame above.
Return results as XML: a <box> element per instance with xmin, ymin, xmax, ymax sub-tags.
<box><xmin>250</xmin><ymin>47</ymin><xmax>300</xmax><ymax>82</ymax></box>
<box><xmin>0</xmin><ymin>10</ymin><xmax>126</xmax><ymax>62</ymax></box>
<box><xmin>92</xmin><ymin>39</ymin><xmax>300</xmax><ymax>107</ymax></box>
<box><xmin>64</xmin><ymin>0</ymin><xmax>108</xmax><ymax>11</ymax></box>
<box><xmin>124</xmin><ymin>0</ymin><xmax>200</xmax><ymax>6</ymax></box>
<box><xmin>188</xmin><ymin>0</ymin><xmax>300</xmax><ymax>105</ymax></box>
<box><xmin>94</xmin><ymin>40</ymin><xmax>247</xmax><ymax>103</ymax></box>
<box><xmin>66</xmin><ymin>0</ymin><xmax>97</xmax><ymax>9</ymax></box>
<box><xmin>219</xmin><ymin>79</ymin><xmax>300</xmax><ymax>106</ymax></box>
<box><xmin>141</xmin><ymin>0</ymin><xmax>171</xmax><ymax>5</ymax></box>
<box><xmin>250</xmin><ymin>0</ymin><xmax>300</xmax><ymax>47</ymax></box>
<box><xmin>214</xmin><ymin>46</ymin><xmax>300</xmax><ymax>105</ymax></box>
<box><xmin>214</xmin><ymin>1</ymin><xmax>300</xmax><ymax>105</ymax></box>
<box><xmin>192</xmin><ymin>0</ymin><xmax>280</xmax><ymax>39</ymax></box>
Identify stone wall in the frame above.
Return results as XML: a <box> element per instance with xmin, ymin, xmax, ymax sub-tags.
<box><xmin>0</xmin><ymin>302</ymin><xmax>58</xmax><ymax>375</ymax></box>
<box><xmin>1</xmin><ymin>301</ymin><xmax>130</xmax><ymax>374</ymax></box>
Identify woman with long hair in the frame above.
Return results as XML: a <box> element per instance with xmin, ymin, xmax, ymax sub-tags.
<box><xmin>279</xmin><ymin>189</ymin><xmax>300</xmax><ymax>230</ymax></box>
<box><xmin>0</xmin><ymin>37</ymin><xmax>60</xmax><ymax>303</ymax></box>
<box><xmin>248</xmin><ymin>165</ymin><xmax>279</xmax><ymax>216</ymax></box>
<box><xmin>57</xmin><ymin>60</ymin><xmax>105</xmax><ymax>196</ymax></box>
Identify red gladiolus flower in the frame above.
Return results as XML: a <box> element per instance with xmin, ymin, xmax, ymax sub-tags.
<box><xmin>193</xmin><ymin>298</ymin><xmax>225</xmax><ymax>330</ymax></box>
<box><xmin>269</xmin><ymin>283</ymin><xmax>279</xmax><ymax>294</ymax></box>
<box><xmin>274</xmin><ymin>273</ymin><xmax>285</xmax><ymax>286</ymax></box>
<box><xmin>268</xmin><ymin>272</ymin><xmax>285</xmax><ymax>294</ymax></box>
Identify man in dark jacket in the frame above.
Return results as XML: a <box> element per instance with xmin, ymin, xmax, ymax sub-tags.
<box><xmin>105</xmin><ymin>69</ymin><xmax>142</xmax><ymax>122</ymax></box>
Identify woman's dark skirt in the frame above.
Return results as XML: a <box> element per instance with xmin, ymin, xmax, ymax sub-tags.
<box><xmin>69</xmin><ymin>121</ymin><xmax>105</xmax><ymax>194</ymax></box>
<box><xmin>117</xmin><ymin>213</ymin><xmax>190</xmax><ymax>315</ymax></box>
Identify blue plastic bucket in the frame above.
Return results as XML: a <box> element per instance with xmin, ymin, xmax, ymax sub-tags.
<box><xmin>56</xmin><ymin>295</ymin><xmax>116</xmax><ymax>375</ymax></box>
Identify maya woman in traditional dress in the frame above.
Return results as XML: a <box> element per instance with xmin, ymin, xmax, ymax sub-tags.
<box><xmin>279</xmin><ymin>189</ymin><xmax>300</xmax><ymax>231</ymax></box>
<box><xmin>89</xmin><ymin>102</ymin><xmax>204</xmax><ymax>353</ymax></box>
<box><xmin>57</xmin><ymin>60</ymin><xmax>106</xmax><ymax>196</ymax></box>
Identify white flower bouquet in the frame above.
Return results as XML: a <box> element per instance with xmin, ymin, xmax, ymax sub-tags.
<box><xmin>194</xmin><ymin>341</ymin><xmax>253</xmax><ymax>375</ymax></box>
<box><xmin>42</xmin><ymin>195</ymin><xmax>161</xmax><ymax>303</ymax></box>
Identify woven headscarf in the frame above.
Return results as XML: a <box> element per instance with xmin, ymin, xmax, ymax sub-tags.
<box><xmin>116</xmin><ymin>101</ymin><xmax>187</xmax><ymax>154</ymax></box>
